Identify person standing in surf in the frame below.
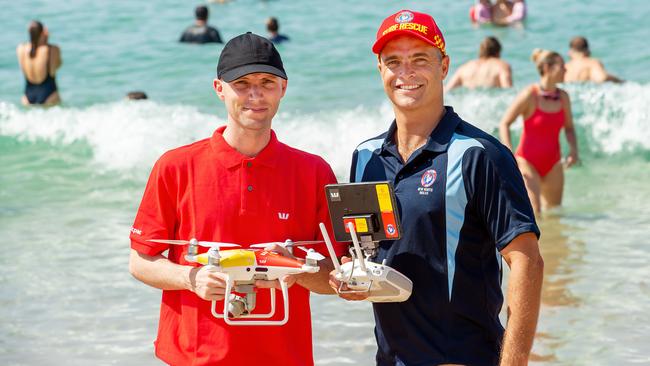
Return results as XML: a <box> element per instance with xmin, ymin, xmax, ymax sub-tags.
<box><xmin>129</xmin><ymin>32</ymin><xmax>345</xmax><ymax>365</ymax></box>
<box><xmin>331</xmin><ymin>9</ymin><xmax>544</xmax><ymax>365</ymax></box>
<box><xmin>16</xmin><ymin>20</ymin><xmax>62</xmax><ymax>106</ymax></box>
<box><xmin>499</xmin><ymin>48</ymin><xmax>579</xmax><ymax>213</ymax></box>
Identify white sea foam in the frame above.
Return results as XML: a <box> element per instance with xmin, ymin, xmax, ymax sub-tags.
<box><xmin>0</xmin><ymin>101</ymin><xmax>215</xmax><ymax>174</ymax></box>
<box><xmin>1</xmin><ymin>82</ymin><xmax>649</xmax><ymax>179</ymax></box>
<box><xmin>565</xmin><ymin>82</ymin><xmax>650</xmax><ymax>153</ymax></box>
<box><xmin>0</xmin><ymin>101</ymin><xmax>393</xmax><ymax>180</ymax></box>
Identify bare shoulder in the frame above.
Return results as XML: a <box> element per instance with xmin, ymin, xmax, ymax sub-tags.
<box><xmin>459</xmin><ymin>59</ymin><xmax>476</xmax><ymax>72</ymax></box>
<box><xmin>521</xmin><ymin>84</ymin><xmax>536</xmax><ymax>98</ymax></box>
<box><xmin>558</xmin><ymin>88</ymin><xmax>571</xmax><ymax>101</ymax></box>
<box><xmin>16</xmin><ymin>43</ymin><xmax>27</xmax><ymax>55</ymax></box>
<box><xmin>590</xmin><ymin>57</ymin><xmax>606</xmax><ymax>69</ymax></box>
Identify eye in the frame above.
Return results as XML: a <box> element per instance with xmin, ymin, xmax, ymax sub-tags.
<box><xmin>385</xmin><ymin>59</ymin><xmax>400</xmax><ymax>69</ymax></box>
<box><xmin>233</xmin><ymin>81</ymin><xmax>248</xmax><ymax>89</ymax></box>
<box><xmin>413</xmin><ymin>57</ymin><xmax>429</xmax><ymax>65</ymax></box>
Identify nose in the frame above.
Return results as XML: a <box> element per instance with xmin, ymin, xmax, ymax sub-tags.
<box><xmin>248</xmin><ymin>84</ymin><xmax>263</xmax><ymax>99</ymax></box>
<box><xmin>397</xmin><ymin>61</ymin><xmax>416</xmax><ymax>78</ymax></box>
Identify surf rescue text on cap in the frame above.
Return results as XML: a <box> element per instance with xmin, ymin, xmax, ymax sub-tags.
<box><xmin>217</xmin><ymin>32</ymin><xmax>287</xmax><ymax>82</ymax></box>
<box><xmin>372</xmin><ymin>10</ymin><xmax>446</xmax><ymax>56</ymax></box>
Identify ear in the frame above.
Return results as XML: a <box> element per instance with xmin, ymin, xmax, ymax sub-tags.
<box><xmin>213</xmin><ymin>79</ymin><xmax>225</xmax><ymax>100</ymax></box>
<box><xmin>441</xmin><ymin>55</ymin><xmax>450</xmax><ymax>79</ymax></box>
<box><xmin>280</xmin><ymin>79</ymin><xmax>288</xmax><ymax>98</ymax></box>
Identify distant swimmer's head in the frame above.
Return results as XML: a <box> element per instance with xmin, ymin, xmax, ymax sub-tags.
<box><xmin>569</xmin><ymin>36</ymin><xmax>590</xmax><ymax>56</ymax></box>
<box><xmin>372</xmin><ymin>10</ymin><xmax>446</xmax><ymax>58</ymax></box>
<box><xmin>531</xmin><ymin>48</ymin><xmax>565</xmax><ymax>79</ymax></box>
<box><xmin>266</xmin><ymin>17</ymin><xmax>279</xmax><ymax>33</ymax></box>
<box><xmin>126</xmin><ymin>91</ymin><xmax>148</xmax><ymax>100</ymax></box>
<box><xmin>217</xmin><ymin>32</ymin><xmax>287</xmax><ymax>82</ymax></box>
<box><xmin>479</xmin><ymin>36</ymin><xmax>502</xmax><ymax>58</ymax></box>
<box><xmin>28</xmin><ymin>20</ymin><xmax>44</xmax><ymax>58</ymax></box>
<box><xmin>195</xmin><ymin>5</ymin><xmax>209</xmax><ymax>21</ymax></box>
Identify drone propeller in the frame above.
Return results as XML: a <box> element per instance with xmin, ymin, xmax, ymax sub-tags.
<box><xmin>295</xmin><ymin>246</ymin><xmax>326</xmax><ymax>261</ymax></box>
<box><xmin>147</xmin><ymin>239</ymin><xmax>241</xmax><ymax>248</ymax></box>
<box><xmin>249</xmin><ymin>240</ymin><xmax>324</xmax><ymax>249</ymax></box>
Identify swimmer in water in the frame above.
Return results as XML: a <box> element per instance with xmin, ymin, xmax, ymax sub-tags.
<box><xmin>16</xmin><ymin>20</ymin><xmax>62</xmax><ymax>106</ymax></box>
<box><xmin>493</xmin><ymin>0</ymin><xmax>526</xmax><ymax>26</ymax></box>
<box><xmin>470</xmin><ymin>0</ymin><xmax>493</xmax><ymax>25</ymax></box>
<box><xmin>564</xmin><ymin>36</ymin><xmax>623</xmax><ymax>83</ymax></box>
<box><xmin>179</xmin><ymin>5</ymin><xmax>223</xmax><ymax>44</ymax></box>
<box><xmin>499</xmin><ymin>49</ymin><xmax>579</xmax><ymax>213</ymax></box>
<box><xmin>444</xmin><ymin>36</ymin><xmax>512</xmax><ymax>91</ymax></box>
<box><xmin>126</xmin><ymin>91</ymin><xmax>148</xmax><ymax>100</ymax></box>
<box><xmin>266</xmin><ymin>17</ymin><xmax>290</xmax><ymax>44</ymax></box>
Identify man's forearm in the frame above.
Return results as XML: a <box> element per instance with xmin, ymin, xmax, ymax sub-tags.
<box><xmin>296</xmin><ymin>259</ymin><xmax>336</xmax><ymax>294</ymax></box>
<box><xmin>129</xmin><ymin>249</ymin><xmax>195</xmax><ymax>291</ymax></box>
<box><xmin>500</xmin><ymin>253</ymin><xmax>544</xmax><ymax>365</ymax></box>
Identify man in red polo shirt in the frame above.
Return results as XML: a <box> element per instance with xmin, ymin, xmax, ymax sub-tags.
<box><xmin>129</xmin><ymin>32</ymin><xmax>344</xmax><ymax>365</ymax></box>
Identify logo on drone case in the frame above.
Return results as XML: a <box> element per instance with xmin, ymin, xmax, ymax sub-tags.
<box><xmin>329</xmin><ymin>189</ymin><xmax>341</xmax><ymax>202</ymax></box>
<box><xmin>386</xmin><ymin>224</ymin><xmax>396</xmax><ymax>235</ymax></box>
<box><xmin>420</xmin><ymin>169</ymin><xmax>437</xmax><ymax>188</ymax></box>
<box><xmin>395</xmin><ymin>11</ymin><xmax>414</xmax><ymax>23</ymax></box>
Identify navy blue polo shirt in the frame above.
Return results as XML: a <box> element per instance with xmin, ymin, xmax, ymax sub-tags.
<box><xmin>350</xmin><ymin>106</ymin><xmax>540</xmax><ymax>366</ymax></box>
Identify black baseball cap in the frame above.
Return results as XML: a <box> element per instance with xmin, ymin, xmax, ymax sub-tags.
<box><xmin>217</xmin><ymin>32</ymin><xmax>287</xmax><ymax>82</ymax></box>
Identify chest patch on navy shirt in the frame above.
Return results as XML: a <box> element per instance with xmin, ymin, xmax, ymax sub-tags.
<box><xmin>418</xmin><ymin>169</ymin><xmax>437</xmax><ymax>195</ymax></box>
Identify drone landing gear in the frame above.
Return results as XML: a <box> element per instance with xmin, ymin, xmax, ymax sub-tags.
<box><xmin>211</xmin><ymin>278</ymin><xmax>290</xmax><ymax>326</ymax></box>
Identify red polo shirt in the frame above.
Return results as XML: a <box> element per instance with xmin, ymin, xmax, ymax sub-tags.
<box><xmin>130</xmin><ymin>126</ymin><xmax>345</xmax><ymax>366</ymax></box>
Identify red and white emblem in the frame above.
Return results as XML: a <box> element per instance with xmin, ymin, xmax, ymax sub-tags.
<box><xmin>395</xmin><ymin>11</ymin><xmax>414</xmax><ymax>23</ymax></box>
<box><xmin>420</xmin><ymin>169</ymin><xmax>437</xmax><ymax>188</ymax></box>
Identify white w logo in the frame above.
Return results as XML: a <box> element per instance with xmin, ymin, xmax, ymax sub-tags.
<box><xmin>278</xmin><ymin>212</ymin><xmax>290</xmax><ymax>220</ymax></box>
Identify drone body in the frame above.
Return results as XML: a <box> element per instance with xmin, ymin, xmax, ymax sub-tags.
<box><xmin>148</xmin><ymin>238</ymin><xmax>323</xmax><ymax>326</ymax></box>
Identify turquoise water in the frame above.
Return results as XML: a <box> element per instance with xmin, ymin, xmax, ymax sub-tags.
<box><xmin>1</xmin><ymin>1</ymin><xmax>650</xmax><ymax>365</ymax></box>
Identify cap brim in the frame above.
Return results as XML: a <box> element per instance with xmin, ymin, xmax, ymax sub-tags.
<box><xmin>220</xmin><ymin>64</ymin><xmax>287</xmax><ymax>82</ymax></box>
<box><xmin>372</xmin><ymin>30</ymin><xmax>440</xmax><ymax>55</ymax></box>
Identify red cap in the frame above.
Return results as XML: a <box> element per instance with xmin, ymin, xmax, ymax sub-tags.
<box><xmin>372</xmin><ymin>10</ymin><xmax>446</xmax><ymax>56</ymax></box>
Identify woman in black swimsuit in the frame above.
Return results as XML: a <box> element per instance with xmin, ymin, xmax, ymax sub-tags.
<box><xmin>16</xmin><ymin>21</ymin><xmax>62</xmax><ymax>106</ymax></box>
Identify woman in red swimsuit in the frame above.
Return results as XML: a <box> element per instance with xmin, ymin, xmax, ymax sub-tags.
<box><xmin>499</xmin><ymin>48</ymin><xmax>579</xmax><ymax>213</ymax></box>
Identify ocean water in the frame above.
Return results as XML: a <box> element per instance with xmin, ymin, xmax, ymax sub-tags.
<box><xmin>1</xmin><ymin>1</ymin><xmax>649</xmax><ymax>365</ymax></box>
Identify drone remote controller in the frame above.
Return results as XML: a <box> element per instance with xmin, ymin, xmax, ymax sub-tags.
<box><xmin>320</xmin><ymin>222</ymin><xmax>412</xmax><ymax>303</ymax></box>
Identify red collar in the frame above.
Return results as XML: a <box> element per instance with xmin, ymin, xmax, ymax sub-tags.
<box><xmin>210</xmin><ymin>126</ymin><xmax>280</xmax><ymax>169</ymax></box>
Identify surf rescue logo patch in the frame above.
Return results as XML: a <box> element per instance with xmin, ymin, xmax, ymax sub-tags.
<box><xmin>421</xmin><ymin>169</ymin><xmax>437</xmax><ymax>187</ymax></box>
<box><xmin>418</xmin><ymin>169</ymin><xmax>436</xmax><ymax>196</ymax></box>
<box><xmin>395</xmin><ymin>11</ymin><xmax>414</xmax><ymax>23</ymax></box>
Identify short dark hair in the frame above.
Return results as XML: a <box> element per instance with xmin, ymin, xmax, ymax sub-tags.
<box><xmin>195</xmin><ymin>5</ymin><xmax>209</xmax><ymax>21</ymax></box>
<box><xmin>266</xmin><ymin>17</ymin><xmax>279</xmax><ymax>32</ymax></box>
<box><xmin>479</xmin><ymin>36</ymin><xmax>501</xmax><ymax>58</ymax></box>
<box><xmin>569</xmin><ymin>36</ymin><xmax>590</xmax><ymax>55</ymax></box>
<box><xmin>126</xmin><ymin>91</ymin><xmax>148</xmax><ymax>100</ymax></box>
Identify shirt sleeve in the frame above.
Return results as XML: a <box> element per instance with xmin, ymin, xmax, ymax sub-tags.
<box><xmin>468</xmin><ymin>146</ymin><xmax>540</xmax><ymax>251</ymax></box>
<box><xmin>315</xmin><ymin>158</ymin><xmax>348</xmax><ymax>258</ymax></box>
<box><xmin>129</xmin><ymin>155</ymin><xmax>177</xmax><ymax>255</ymax></box>
<box><xmin>348</xmin><ymin>149</ymin><xmax>359</xmax><ymax>183</ymax></box>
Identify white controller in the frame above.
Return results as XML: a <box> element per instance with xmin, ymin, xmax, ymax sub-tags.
<box><xmin>319</xmin><ymin>223</ymin><xmax>413</xmax><ymax>303</ymax></box>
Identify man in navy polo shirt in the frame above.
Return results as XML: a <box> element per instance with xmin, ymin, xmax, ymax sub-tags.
<box><xmin>331</xmin><ymin>10</ymin><xmax>544</xmax><ymax>366</ymax></box>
